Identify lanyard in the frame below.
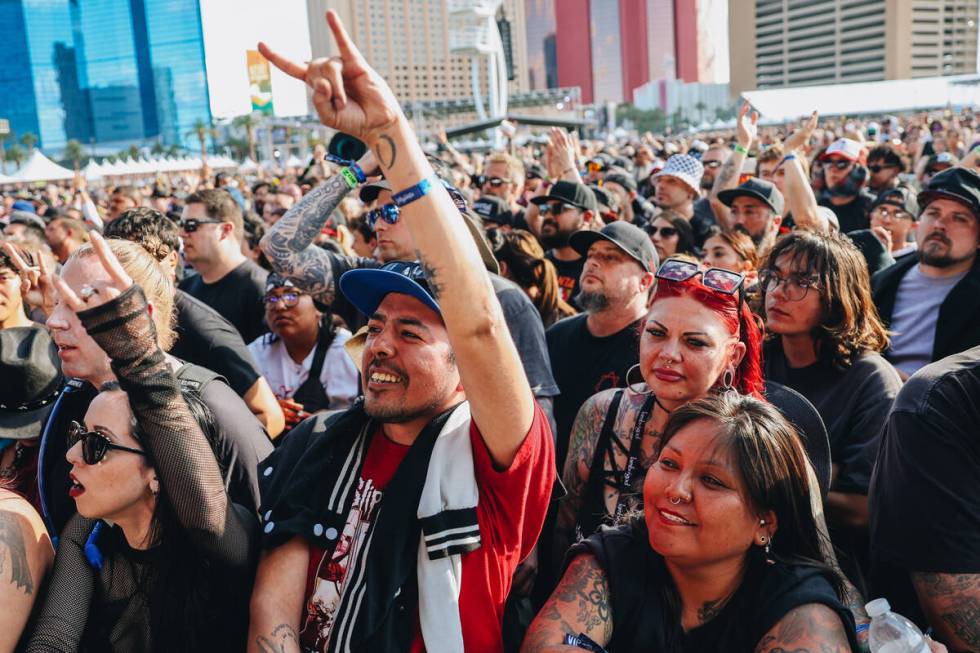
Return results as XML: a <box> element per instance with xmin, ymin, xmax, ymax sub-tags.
<box><xmin>613</xmin><ymin>393</ymin><xmax>657</xmax><ymax>522</ymax></box>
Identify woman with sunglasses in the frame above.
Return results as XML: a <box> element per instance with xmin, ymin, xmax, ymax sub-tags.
<box><xmin>27</xmin><ymin>237</ymin><xmax>257</xmax><ymax>652</ymax></box>
<box><xmin>525</xmin><ymin>393</ymin><xmax>863</xmax><ymax>652</ymax></box>
<box><xmin>645</xmin><ymin>212</ymin><xmax>698</xmax><ymax>262</ymax></box>
<box><xmin>248</xmin><ymin>273</ymin><xmax>359</xmax><ymax>430</ymax></box>
<box><xmin>761</xmin><ymin>231</ymin><xmax>901</xmax><ymax>585</ymax></box>
<box><xmin>552</xmin><ymin>257</ymin><xmax>763</xmax><ymax>574</ymax></box>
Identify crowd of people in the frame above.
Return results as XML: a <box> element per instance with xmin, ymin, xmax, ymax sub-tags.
<box><xmin>0</xmin><ymin>12</ymin><xmax>978</xmax><ymax>653</ymax></box>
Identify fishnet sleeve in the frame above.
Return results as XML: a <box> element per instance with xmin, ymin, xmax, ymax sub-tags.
<box><xmin>24</xmin><ymin>514</ymin><xmax>97</xmax><ymax>652</ymax></box>
<box><xmin>77</xmin><ymin>285</ymin><xmax>250</xmax><ymax>564</ymax></box>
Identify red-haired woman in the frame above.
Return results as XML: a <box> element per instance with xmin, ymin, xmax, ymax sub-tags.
<box><xmin>553</xmin><ymin>258</ymin><xmax>764</xmax><ymax>567</ymax></box>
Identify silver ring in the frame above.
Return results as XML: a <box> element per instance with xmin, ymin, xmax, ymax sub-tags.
<box><xmin>669</xmin><ymin>497</ymin><xmax>682</xmax><ymax>505</ymax></box>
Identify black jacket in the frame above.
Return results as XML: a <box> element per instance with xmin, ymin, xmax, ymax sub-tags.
<box><xmin>871</xmin><ymin>255</ymin><xmax>980</xmax><ymax>364</ymax></box>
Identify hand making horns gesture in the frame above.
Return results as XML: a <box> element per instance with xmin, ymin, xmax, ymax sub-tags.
<box><xmin>51</xmin><ymin>232</ymin><xmax>133</xmax><ymax>314</ymax></box>
<box><xmin>258</xmin><ymin>11</ymin><xmax>403</xmax><ymax>145</ymax></box>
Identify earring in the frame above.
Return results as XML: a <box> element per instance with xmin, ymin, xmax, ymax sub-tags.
<box><xmin>721</xmin><ymin>368</ymin><xmax>735</xmax><ymax>390</ymax></box>
<box><xmin>625</xmin><ymin>364</ymin><xmax>652</xmax><ymax>395</ymax></box>
<box><xmin>761</xmin><ymin>534</ymin><xmax>775</xmax><ymax>565</ymax></box>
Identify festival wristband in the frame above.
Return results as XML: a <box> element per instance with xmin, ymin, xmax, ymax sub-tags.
<box><xmin>392</xmin><ymin>176</ymin><xmax>437</xmax><ymax>208</ymax></box>
<box><xmin>564</xmin><ymin>632</ymin><xmax>609</xmax><ymax>653</ymax></box>
<box><xmin>734</xmin><ymin>144</ymin><xmax>749</xmax><ymax>156</ymax></box>
<box><xmin>783</xmin><ymin>153</ymin><xmax>797</xmax><ymax>161</ymax></box>
<box><xmin>340</xmin><ymin>167</ymin><xmax>358</xmax><ymax>189</ymax></box>
<box><xmin>325</xmin><ymin>154</ymin><xmax>367</xmax><ymax>184</ymax></box>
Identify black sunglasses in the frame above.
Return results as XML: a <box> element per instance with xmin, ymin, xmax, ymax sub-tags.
<box><xmin>68</xmin><ymin>420</ymin><xmax>146</xmax><ymax>465</ymax></box>
<box><xmin>178</xmin><ymin>219</ymin><xmax>224</xmax><ymax>233</ymax></box>
<box><xmin>646</xmin><ymin>225</ymin><xmax>678</xmax><ymax>238</ymax></box>
<box><xmin>826</xmin><ymin>160</ymin><xmax>852</xmax><ymax>171</ymax></box>
<box><xmin>545</xmin><ymin>202</ymin><xmax>576</xmax><ymax>215</ymax></box>
<box><xmin>867</xmin><ymin>163</ymin><xmax>897</xmax><ymax>174</ymax></box>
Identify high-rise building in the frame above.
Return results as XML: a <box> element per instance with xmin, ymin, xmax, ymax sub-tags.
<box><xmin>308</xmin><ymin>0</ymin><xmax>529</xmax><ymax>104</ymax></box>
<box><xmin>525</xmin><ymin>0</ymin><xmax>558</xmax><ymax>89</ymax></box>
<box><xmin>0</xmin><ymin>0</ymin><xmax>212</xmax><ymax>152</ymax></box>
<box><xmin>729</xmin><ymin>0</ymin><xmax>980</xmax><ymax>95</ymax></box>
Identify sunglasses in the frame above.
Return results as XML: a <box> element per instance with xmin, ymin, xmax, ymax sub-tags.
<box><xmin>179</xmin><ymin>219</ymin><xmax>224</xmax><ymax>233</ymax></box>
<box><xmin>656</xmin><ymin>258</ymin><xmax>747</xmax><ymax>318</ymax></box>
<box><xmin>702</xmin><ymin>160</ymin><xmax>723</xmax><ymax>169</ymax></box>
<box><xmin>867</xmin><ymin>164</ymin><xmax>897</xmax><ymax>174</ymax></box>
<box><xmin>645</xmin><ymin>225</ymin><xmax>678</xmax><ymax>238</ymax></box>
<box><xmin>545</xmin><ymin>202</ymin><xmax>576</xmax><ymax>216</ymax></box>
<box><xmin>365</xmin><ymin>203</ymin><xmax>400</xmax><ymax>229</ymax></box>
<box><xmin>871</xmin><ymin>205</ymin><xmax>912</xmax><ymax>221</ymax></box>
<box><xmin>68</xmin><ymin>420</ymin><xmax>146</xmax><ymax>465</ymax></box>
<box><xmin>483</xmin><ymin>176</ymin><xmax>510</xmax><ymax>187</ymax></box>
<box><xmin>263</xmin><ymin>292</ymin><xmax>301</xmax><ymax>308</ymax></box>
<box><xmin>825</xmin><ymin>160</ymin><xmax>852</xmax><ymax>171</ymax></box>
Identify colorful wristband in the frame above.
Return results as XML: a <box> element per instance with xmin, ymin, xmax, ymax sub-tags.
<box><xmin>783</xmin><ymin>153</ymin><xmax>797</xmax><ymax>161</ymax></box>
<box><xmin>734</xmin><ymin>144</ymin><xmax>749</xmax><ymax>156</ymax></box>
<box><xmin>392</xmin><ymin>176</ymin><xmax>437</xmax><ymax>208</ymax></box>
<box><xmin>340</xmin><ymin>167</ymin><xmax>358</xmax><ymax>189</ymax></box>
<box><xmin>326</xmin><ymin>154</ymin><xmax>367</xmax><ymax>184</ymax></box>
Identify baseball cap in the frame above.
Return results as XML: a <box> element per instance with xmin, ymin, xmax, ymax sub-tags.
<box><xmin>718</xmin><ymin>178</ymin><xmax>785</xmax><ymax>215</ymax></box>
<box><xmin>11</xmin><ymin>200</ymin><xmax>35</xmax><ymax>214</ymax></box>
<box><xmin>872</xmin><ymin>187</ymin><xmax>919</xmax><ymax>217</ymax></box>
<box><xmin>926</xmin><ymin>152</ymin><xmax>958</xmax><ymax>171</ymax></box>
<box><xmin>819</xmin><ymin>138</ymin><xmax>866</xmax><ymax>165</ymax></box>
<box><xmin>472</xmin><ymin>195</ymin><xmax>513</xmax><ymax>227</ymax></box>
<box><xmin>530</xmin><ymin>180</ymin><xmax>599</xmax><ymax>213</ymax></box>
<box><xmin>339</xmin><ymin>261</ymin><xmax>441</xmax><ymax>318</ymax></box>
<box><xmin>569</xmin><ymin>221</ymin><xmax>659</xmax><ymax>272</ymax></box>
<box><xmin>652</xmin><ymin>154</ymin><xmax>704</xmax><ymax>195</ymax></box>
<box><xmin>917</xmin><ymin>167</ymin><xmax>980</xmax><ymax>219</ymax></box>
<box><xmin>8</xmin><ymin>211</ymin><xmax>46</xmax><ymax>232</ymax></box>
<box><xmin>590</xmin><ymin>185</ymin><xmax>619</xmax><ymax>215</ymax></box>
<box><xmin>0</xmin><ymin>327</ymin><xmax>63</xmax><ymax>439</ymax></box>
<box><xmin>603</xmin><ymin>169</ymin><xmax>638</xmax><ymax>193</ymax></box>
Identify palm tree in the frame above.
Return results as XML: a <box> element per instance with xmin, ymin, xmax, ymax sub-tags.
<box><xmin>20</xmin><ymin>132</ymin><xmax>37</xmax><ymax>152</ymax></box>
<box><xmin>694</xmin><ymin>101</ymin><xmax>707</xmax><ymax>124</ymax></box>
<box><xmin>187</xmin><ymin>118</ymin><xmax>217</xmax><ymax>161</ymax></box>
<box><xmin>6</xmin><ymin>144</ymin><xmax>26</xmax><ymax>168</ymax></box>
<box><xmin>233</xmin><ymin>112</ymin><xmax>261</xmax><ymax>161</ymax></box>
<box><xmin>63</xmin><ymin>139</ymin><xmax>85</xmax><ymax>171</ymax></box>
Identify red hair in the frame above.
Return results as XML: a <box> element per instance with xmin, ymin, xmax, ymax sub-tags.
<box><xmin>653</xmin><ymin>277</ymin><xmax>765</xmax><ymax>398</ymax></box>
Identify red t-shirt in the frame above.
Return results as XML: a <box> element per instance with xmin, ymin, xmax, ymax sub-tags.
<box><xmin>299</xmin><ymin>403</ymin><xmax>554</xmax><ymax>652</ymax></box>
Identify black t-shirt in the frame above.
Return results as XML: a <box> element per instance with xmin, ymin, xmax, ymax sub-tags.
<box><xmin>818</xmin><ymin>189</ymin><xmax>876</xmax><ymax>234</ymax></box>
<box><xmin>573</xmin><ymin>521</ymin><xmax>857</xmax><ymax>653</ymax></box>
<box><xmin>547</xmin><ymin>314</ymin><xmax>641</xmax><ymax>470</ymax></box>
<box><xmin>179</xmin><ymin>259</ymin><xmax>269</xmax><ymax>344</ymax></box>
<box><xmin>171</xmin><ymin>290</ymin><xmax>263</xmax><ymax>396</ymax></box>
<box><xmin>545</xmin><ymin>251</ymin><xmax>584</xmax><ymax>309</ymax></box>
<box><xmin>763</xmin><ymin>342</ymin><xmax>901</xmax><ymax>495</ymax></box>
<box><xmin>870</xmin><ymin>345</ymin><xmax>980</xmax><ymax>627</ymax></box>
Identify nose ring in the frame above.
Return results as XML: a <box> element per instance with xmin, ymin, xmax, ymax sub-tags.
<box><xmin>669</xmin><ymin>497</ymin><xmax>682</xmax><ymax>505</ymax></box>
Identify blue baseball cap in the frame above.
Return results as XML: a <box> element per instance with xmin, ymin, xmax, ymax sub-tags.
<box><xmin>339</xmin><ymin>261</ymin><xmax>441</xmax><ymax>318</ymax></box>
<box><xmin>11</xmin><ymin>200</ymin><xmax>35</xmax><ymax>214</ymax></box>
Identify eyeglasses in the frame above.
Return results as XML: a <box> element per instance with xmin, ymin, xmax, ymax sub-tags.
<box><xmin>68</xmin><ymin>420</ymin><xmax>146</xmax><ymax>465</ymax></box>
<box><xmin>545</xmin><ymin>202</ymin><xmax>576</xmax><ymax>216</ymax></box>
<box><xmin>656</xmin><ymin>258</ymin><xmax>746</xmax><ymax>295</ymax></box>
<box><xmin>178</xmin><ymin>219</ymin><xmax>224</xmax><ymax>233</ymax></box>
<box><xmin>645</xmin><ymin>225</ymin><xmax>678</xmax><ymax>238</ymax></box>
<box><xmin>365</xmin><ymin>203</ymin><xmax>400</xmax><ymax>229</ymax></box>
<box><xmin>867</xmin><ymin>163</ymin><xmax>897</xmax><ymax>174</ymax></box>
<box><xmin>758</xmin><ymin>269</ymin><xmax>820</xmax><ymax>302</ymax></box>
<box><xmin>263</xmin><ymin>292</ymin><xmax>301</xmax><ymax>308</ymax></box>
<box><xmin>871</xmin><ymin>205</ymin><xmax>912</xmax><ymax>221</ymax></box>
<box><xmin>483</xmin><ymin>176</ymin><xmax>510</xmax><ymax>187</ymax></box>
<box><xmin>826</xmin><ymin>160</ymin><xmax>852</xmax><ymax>171</ymax></box>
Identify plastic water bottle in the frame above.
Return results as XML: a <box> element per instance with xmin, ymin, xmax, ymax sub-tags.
<box><xmin>866</xmin><ymin>598</ymin><xmax>930</xmax><ymax>653</ymax></box>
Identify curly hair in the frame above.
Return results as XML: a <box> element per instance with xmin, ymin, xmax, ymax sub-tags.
<box><xmin>762</xmin><ymin>230</ymin><xmax>889</xmax><ymax>370</ymax></box>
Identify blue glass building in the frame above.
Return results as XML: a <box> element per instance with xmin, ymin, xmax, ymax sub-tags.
<box><xmin>0</xmin><ymin>0</ymin><xmax>211</xmax><ymax>152</ymax></box>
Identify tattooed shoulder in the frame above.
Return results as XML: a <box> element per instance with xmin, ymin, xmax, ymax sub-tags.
<box><xmin>566</xmin><ymin>390</ymin><xmax>619</xmax><ymax>482</ymax></box>
<box><xmin>0</xmin><ymin>510</ymin><xmax>34</xmax><ymax>595</ymax></box>
<box><xmin>911</xmin><ymin>571</ymin><xmax>980</xmax><ymax>648</ymax></box>
<box><xmin>754</xmin><ymin>603</ymin><xmax>851</xmax><ymax>653</ymax></box>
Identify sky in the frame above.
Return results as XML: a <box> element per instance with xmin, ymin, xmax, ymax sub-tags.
<box><xmin>199</xmin><ymin>0</ymin><xmax>313</xmax><ymax>119</ymax></box>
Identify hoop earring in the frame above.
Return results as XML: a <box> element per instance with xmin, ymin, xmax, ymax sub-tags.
<box><xmin>625</xmin><ymin>364</ymin><xmax>652</xmax><ymax>395</ymax></box>
<box><xmin>721</xmin><ymin>368</ymin><xmax>735</xmax><ymax>390</ymax></box>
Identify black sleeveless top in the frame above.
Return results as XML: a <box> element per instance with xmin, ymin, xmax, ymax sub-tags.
<box><xmin>570</xmin><ymin>521</ymin><xmax>859</xmax><ymax>653</ymax></box>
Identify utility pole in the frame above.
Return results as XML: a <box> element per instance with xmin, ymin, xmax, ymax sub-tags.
<box><xmin>0</xmin><ymin>119</ymin><xmax>9</xmax><ymax>175</ymax></box>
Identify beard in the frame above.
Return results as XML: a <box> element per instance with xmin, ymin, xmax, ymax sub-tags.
<box><xmin>733</xmin><ymin>222</ymin><xmax>766</xmax><ymax>247</ymax></box>
<box><xmin>538</xmin><ymin>218</ymin><xmax>578</xmax><ymax>250</ymax></box>
<box><xmin>575</xmin><ymin>289</ymin><xmax>610</xmax><ymax>312</ymax></box>
<box><xmin>918</xmin><ymin>232</ymin><xmax>974</xmax><ymax>268</ymax></box>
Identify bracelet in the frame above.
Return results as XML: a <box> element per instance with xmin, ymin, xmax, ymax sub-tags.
<box><xmin>734</xmin><ymin>144</ymin><xmax>749</xmax><ymax>156</ymax></box>
<box><xmin>783</xmin><ymin>153</ymin><xmax>797</xmax><ymax>161</ymax></box>
<box><xmin>325</xmin><ymin>154</ymin><xmax>367</xmax><ymax>184</ymax></box>
<box><xmin>392</xmin><ymin>176</ymin><xmax>437</xmax><ymax>208</ymax></box>
<box><xmin>340</xmin><ymin>168</ymin><xmax>359</xmax><ymax>189</ymax></box>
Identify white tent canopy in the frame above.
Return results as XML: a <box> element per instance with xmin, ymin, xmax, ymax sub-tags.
<box><xmin>9</xmin><ymin>150</ymin><xmax>75</xmax><ymax>182</ymax></box>
<box><xmin>741</xmin><ymin>74</ymin><xmax>980</xmax><ymax>122</ymax></box>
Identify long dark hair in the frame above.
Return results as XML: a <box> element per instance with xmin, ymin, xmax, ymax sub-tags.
<box><xmin>762</xmin><ymin>231</ymin><xmax>889</xmax><ymax>370</ymax></box>
<box><xmin>492</xmin><ymin>229</ymin><xmax>577</xmax><ymax>327</ymax></box>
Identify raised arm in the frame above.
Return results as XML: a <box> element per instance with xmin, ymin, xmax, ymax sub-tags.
<box><xmin>261</xmin><ymin>11</ymin><xmax>535</xmax><ymax>468</ymax></box>
<box><xmin>782</xmin><ymin>112</ymin><xmax>829</xmax><ymax>233</ymax></box>
<box><xmin>710</xmin><ymin>103</ymin><xmax>758</xmax><ymax>230</ymax></box>
<box><xmin>53</xmin><ymin>234</ymin><xmax>250</xmax><ymax>564</ymax></box>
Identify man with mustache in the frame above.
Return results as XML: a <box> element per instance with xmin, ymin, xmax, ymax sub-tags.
<box><xmin>717</xmin><ymin>177</ymin><xmax>785</xmax><ymax>257</ymax></box>
<box><xmin>872</xmin><ymin>167</ymin><xmax>980</xmax><ymax>378</ymax></box>
<box><xmin>530</xmin><ymin>181</ymin><xmax>599</xmax><ymax>308</ymax></box>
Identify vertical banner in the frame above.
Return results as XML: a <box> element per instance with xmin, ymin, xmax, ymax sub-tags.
<box><xmin>247</xmin><ymin>50</ymin><xmax>274</xmax><ymax>115</ymax></box>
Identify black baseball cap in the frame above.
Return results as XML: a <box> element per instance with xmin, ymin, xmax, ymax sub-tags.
<box><xmin>472</xmin><ymin>195</ymin><xmax>513</xmax><ymax>227</ymax></box>
<box><xmin>718</xmin><ymin>178</ymin><xmax>785</xmax><ymax>215</ymax></box>
<box><xmin>569</xmin><ymin>221</ymin><xmax>659</xmax><ymax>272</ymax></box>
<box><xmin>872</xmin><ymin>187</ymin><xmax>918</xmax><ymax>217</ymax></box>
<box><xmin>602</xmin><ymin>169</ymin><xmax>638</xmax><ymax>193</ymax></box>
<box><xmin>917</xmin><ymin>167</ymin><xmax>980</xmax><ymax>219</ymax></box>
<box><xmin>530</xmin><ymin>180</ymin><xmax>598</xmax><ymax>213</ymax></box>
<box><xmin>525</xmin><ymin>162</ymin><xmax>547</xmax><ymax>180</ymax></box>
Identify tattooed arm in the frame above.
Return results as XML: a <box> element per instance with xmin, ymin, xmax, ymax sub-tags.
<box><xmin>553</xmin><ymin>393</ymin><xmax>609</xmax><ymax>576</ymax></box>
<box><xmin>522</xmin><ymin>553</ymin><xmax>614</xmax><ymax>653</ymax></box>
<box><xmin>259</xmin><ymin>152</ymin><xmax>373</xmax><ymax>306</ymax></box>
<box><xmin>754</xmin><ymin>603</ymin><xmax>852</xmax><ymax>653</ymax></box>
<box><xmin>0</xmin><ymin>494</ymin><xmax>54</xmax><ymax>653</ymax></box>
<box><xmin>248</xmin><ymin>537</ymin><xmax>308</xmax><ymax>653</ymax></box>
<box><xmin>911</xmin><ymin>572</ymin><xmax>980</xmax><ymax>652</ymax></box>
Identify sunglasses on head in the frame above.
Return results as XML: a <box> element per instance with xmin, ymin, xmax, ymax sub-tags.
<box><xmin>68</xmin><ymin>420</ymin><xmax>146</xmax><ymax>465</ymax></box>
<box><xmin>179</xmin><ymin>219</ymin><xmax>224</xmax><ymax>233</ymax></box>
<box><xmin>645</xmin><ymin>225</ymin><xmax>678</xmax><ymax>238</ymax></box>
<box><xmin>365</xmin><ymin>203</ymin><xmax>400</xmax><ymax>229</ymax></box>
<box><xmin>263</xmin><ymin>291</ymin><xmax>301</xmax><ymax>308</ymax></box>
<box><xmin>656</xmin><ymin>258</ymin><xmax>747</xmax><ymax>317</ymax></box>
